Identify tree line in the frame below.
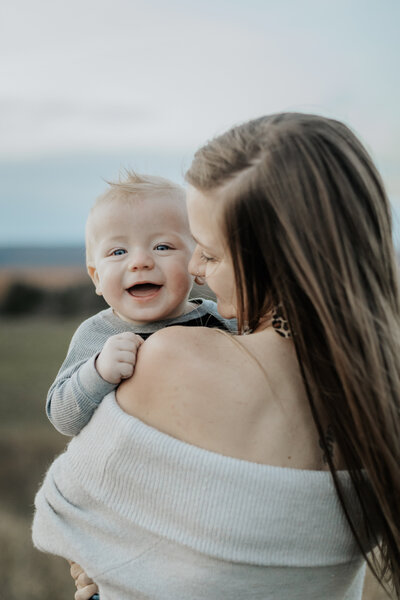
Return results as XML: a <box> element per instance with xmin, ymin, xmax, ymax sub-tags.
<box><xmin>0</xmin><ymin>281</ymin><xmax>107</xmax><ymax>317</ymax></box>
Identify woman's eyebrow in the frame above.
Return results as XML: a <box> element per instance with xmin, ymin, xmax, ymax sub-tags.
<box><xmin>191</xmin><ymin>234</ymin><xmax>213</xmax><ymax>250</ymax></box>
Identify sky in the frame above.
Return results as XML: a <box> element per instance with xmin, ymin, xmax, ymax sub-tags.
<box><xmin>0</xmin><ymin>0</ymin><xmax>399</xmax><ymax>246</ymax></box>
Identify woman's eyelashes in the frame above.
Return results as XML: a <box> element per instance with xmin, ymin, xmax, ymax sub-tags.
<box><xmin>200</xmin><ymin>251</ymin><xmax>216</xmax><ymax>263</ymax></box>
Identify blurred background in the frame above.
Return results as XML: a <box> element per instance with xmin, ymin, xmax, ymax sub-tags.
<box><xmin>0</xmin><ymin>0</ymin><xmax>398</xmax><ymax>597</ymax></box>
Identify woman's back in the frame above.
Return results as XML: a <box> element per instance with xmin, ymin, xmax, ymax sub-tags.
<box><xmin>117</xmin><ymin>324</ymin><xmax>328</xmax><ymax>471</ymax></box>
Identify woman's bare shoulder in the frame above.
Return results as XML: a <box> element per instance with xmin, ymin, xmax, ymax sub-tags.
<box><xmin>116</xmin><ymin>326</ymin><xmax>322</xmax><ymax>467</ymax></box>
<box><xmin>137</xmin><ymin>325</ymin><xmax>224</xmax><ymax>366</ymax></box>
<box><xmin>116</xmin><ymin>326</ymin><xmax>229</xmax><ymax>428</ymax></box>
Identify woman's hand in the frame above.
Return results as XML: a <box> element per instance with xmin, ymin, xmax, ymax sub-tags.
<box><xmin>69</xmin><ymin>561</ymin><xmax>99</xmax><ymax>600</ymax></box>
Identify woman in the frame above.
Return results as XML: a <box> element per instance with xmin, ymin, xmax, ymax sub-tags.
<box><xmin>34</xmin><ymin>113</ymin><xmax>400</xmax><ymax>599</ymax></box>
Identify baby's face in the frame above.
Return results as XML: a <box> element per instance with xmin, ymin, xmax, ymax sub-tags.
<box><xmin>87</xmin><ymin>195</ymin><xmax>195</xmax><ymax>324</ymax></box>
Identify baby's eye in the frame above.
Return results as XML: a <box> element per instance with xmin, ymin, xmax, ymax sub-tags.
<box><xmin>112</xmin><ymin>249</ymin><xmax>127</xmax><ymax>256</ymax></box>
<box><xmin>155</xmin><ymin>244</ymin><xmax>172</xmax><ymax>251</ymax></box>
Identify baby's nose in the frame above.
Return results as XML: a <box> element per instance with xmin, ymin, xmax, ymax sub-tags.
<box><xmin>128</xmin><ymin>250</ymin><xmax>154</xmax><ymax>271</ymax></box>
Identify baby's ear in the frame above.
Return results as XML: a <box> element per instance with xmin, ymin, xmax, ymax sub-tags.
<box><xmin>87</xmin><ymin>265</ymin><xmax>102</xmax><ymax>296</ymax></box>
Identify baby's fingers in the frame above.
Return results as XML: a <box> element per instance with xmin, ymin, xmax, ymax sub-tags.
<box><xmin>117</xmin><ymin>350</ymin><xmax>137</xmax><ymax>365</ymax></box>
<box><xmin>69</xmin><ymin>561</ymin><xmax>83</xmax><ymax>581</ymax></box>
<box><xmin>74</xmin><ymin>583</ymin><xmax>98</xmax><ymax>600</ymax></box>
<box><xmin>119</xmin><ymin>362</ymin><xmax>134</xmax><ymax>379</ymax></box>
<box><xmin>75</xmin><ymin>569</ymin><xmax>94</xmax><ymax>589</ymax></box>
<box><xmin>118</xmin><ymin>332</ymin><xmax>144</xmax><ymax>344</ymax></box>
<box><xmin>114</xmin><ymin>337</ymin><xmax>144</xmax><ymax>353</ymax></box>
<box><xmin>69</xmin><ymin>562</ymin><xmax>98</xmax><ymax>600</ymax></box>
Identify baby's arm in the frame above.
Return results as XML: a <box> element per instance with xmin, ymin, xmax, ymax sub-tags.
<box><xmin>46</xmin><ymin>319</ymin><xmax>143</xmax><ymax>436</ymax></box>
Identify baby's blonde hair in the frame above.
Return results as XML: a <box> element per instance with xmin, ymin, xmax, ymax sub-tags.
<box><xmin>85</xmin><ymin>170</ymin><xmax>185</xmax><ymax>265</ymax></box>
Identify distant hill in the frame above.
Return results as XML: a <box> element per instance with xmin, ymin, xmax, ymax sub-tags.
<box><xmin>0</xmin><ymin>246</ymin><xmax>86</xmax><ymax>267</ymax></box>
<box><xmin>0</xmin><ymin>247</ymin><xmax>88</xmax><ymax>298</ymax></box>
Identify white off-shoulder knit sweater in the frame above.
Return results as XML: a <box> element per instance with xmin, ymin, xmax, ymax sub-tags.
<box><xmin>33</xmin><ymin>392</ymin><xmax>373</xmax><ymax>600</ymax></box>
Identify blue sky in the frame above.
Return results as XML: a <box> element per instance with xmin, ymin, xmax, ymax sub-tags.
<box><xmin>1</xmin><ymin>0</ymin><xmax>399</xmax><ymax>246</ymax></box>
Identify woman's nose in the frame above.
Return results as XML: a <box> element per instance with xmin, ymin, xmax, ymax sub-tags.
<box><xmin>188</xmin><ymin>246</ymin><xmax>205</xmax><ymax>277</ymax></box>
<box><xmin>128</xmin><ymin>250</ymin><xmax>154</xmax><ymax>271</ymax></box>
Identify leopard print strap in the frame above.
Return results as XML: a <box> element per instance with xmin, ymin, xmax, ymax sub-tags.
<box><xmin>271</xmin><ymin>305</ymin><xmax>291</xmax><ymax>338</ymax></box>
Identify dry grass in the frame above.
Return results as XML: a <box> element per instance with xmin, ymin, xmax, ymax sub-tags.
<box><xmin>363</xmin><ymin>567</ymin><xmax>394</xmax><ymax>600</ymax></box>
<box><xmin>0</xmin><ymin>316</ymin><xmax>78</xmax><ymax>599</ymax></box>
<box><xmin>0</xmin><ymin>504</ymin><xmax>73</xmax><ymax>599</ymax></box>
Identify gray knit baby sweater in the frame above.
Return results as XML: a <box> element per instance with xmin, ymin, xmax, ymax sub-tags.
<box><xmin>46</xmin><ymin>299</ymin><xmax>235</xmax><ymax>436</ymax></box>
<box><xmin>33</xmin><ymin>393</ymin><xmax>373</xmax><ymax>600</ymax></box>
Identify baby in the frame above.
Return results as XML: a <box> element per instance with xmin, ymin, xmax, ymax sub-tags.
<box><xmin>46</xmin><ymin>171</ymin><xmax>235</xmax><ymax>436</ymax></box>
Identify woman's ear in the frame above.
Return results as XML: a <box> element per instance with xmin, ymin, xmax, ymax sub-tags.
<box><xmin>87</xmin><ymin>265</ymin><xmax>103</xmax><ymax>296</ymax></box>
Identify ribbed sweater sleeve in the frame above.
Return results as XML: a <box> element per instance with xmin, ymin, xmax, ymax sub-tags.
<box><xmin>46</xmin><ymin>312</ymin><xmax>120</xmax><ymax>435</ymax></box>
<box><xmin>46</xmin><ymin>302</ymin><xmax>235</xmax><ymax>437</ymax></box>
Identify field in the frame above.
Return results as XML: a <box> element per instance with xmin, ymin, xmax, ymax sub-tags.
<box><xmin>0</xmin><ymin>316</ymin><xmax>80</xmax><ymax>600</ymax></box>
<box><xmin>0</xmin><ymin>316</ymin><xmax>393</xmax><ymax>599</ymax></box>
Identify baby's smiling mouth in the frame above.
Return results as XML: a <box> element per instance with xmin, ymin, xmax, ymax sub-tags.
<box><xmin>127</xmin><ymin>283</ymin><xmax>162</xmax><ymax>297</ymax></box>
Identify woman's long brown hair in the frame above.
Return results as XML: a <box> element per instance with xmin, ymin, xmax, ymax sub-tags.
<box><xmin>186</xmin><ymin>113</ymin><xmax>400</xmax><ymax>596</ymax></box>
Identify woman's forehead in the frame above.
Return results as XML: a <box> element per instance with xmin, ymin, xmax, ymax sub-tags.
<box><xmin>186</xmin><ymin>186</ymin><xmax>225</xmax><ymax>251</ymax></box>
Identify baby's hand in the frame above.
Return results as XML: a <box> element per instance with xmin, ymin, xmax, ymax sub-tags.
<box><xmin>95</xmin><ymin>332</ymin><xmax>143</xmax><ymax>384</ymax></box>
<box><xmin>69</xmin><ymin>561</ymin><xmax>99</xmax><ymax>600</ymax></box>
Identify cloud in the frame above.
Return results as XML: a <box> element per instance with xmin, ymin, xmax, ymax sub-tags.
<box><xmin>0</xmin><ymin>0</ymin><xmax>399</xmax><ymax>179</ymax></box>
<box><xmin>1</xmin><ymin>0</ymin><xmax>399</xmax><ymax>244</ymax></box>
<box><xmin>0</xmin><ymin>98</ymin><xmax>149</xmax><ymax>121</ymax></box>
